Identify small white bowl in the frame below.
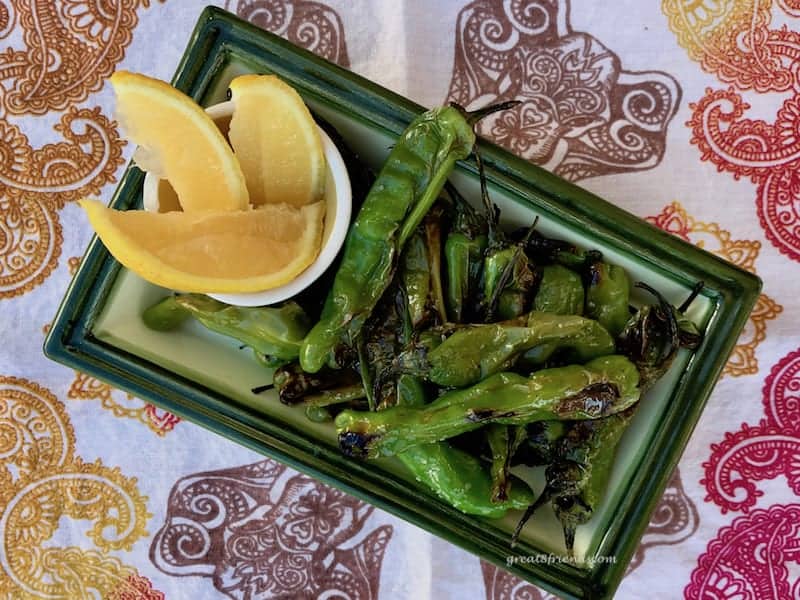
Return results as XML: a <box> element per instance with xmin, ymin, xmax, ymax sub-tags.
<box><xmin>142</xmin><ymin>100</ymin><xmax>352</xmax><ymax>307</ymax></box>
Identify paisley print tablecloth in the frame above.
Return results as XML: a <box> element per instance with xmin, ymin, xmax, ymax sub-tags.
<box><xmin>1</xmin><ymin>1</ymin><xmax>798</xmax><ymax>598</ymax></box>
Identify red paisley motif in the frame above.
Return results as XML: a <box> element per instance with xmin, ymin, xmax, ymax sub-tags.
<box><xmin>685</xmin><ymin>504</ymin><xmax>800</xmax><ymax>600</ymax></box>
<box><xmin>142</xmin><ymin>404</ymin><xmax>180</xmax><ymax>435</ymax></box>
<box><xmin>688</xmin><ymin>86</ymin><xmax>800</xmax><ymax>262</ymax></box>
<box><xmin>702</xmin><ymin>349</ymin><xmax>800</xmax><ymax>513</ymax></box>
<box><xmin>106</xmin><ymin>574</ymin><xmax>165</xmax><ymax>600</ymax></box>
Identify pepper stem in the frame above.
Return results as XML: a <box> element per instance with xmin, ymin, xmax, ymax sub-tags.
<box><xmin>450</xmin><ymin>100</ymin><xmax>522</xmax><ymax>126</ymax></box>
<box><xmin>475</xmin><ymin>150</ymin><xmax>500</xmax><ymax>243</ymax></box>
<box><xmin>486</xmin><ymin>217</ymin><xmax>539</xmax><ymax>322</ymax></box>
<box><xmin>678</xmin><ymin>281</ymin><xmax>705</xmax><ymax>313</ymax></box>
<box><xmin>511</xmin><ymin>485</ymin><xmax>553</xmax><ymax>548</ymax></box>
<box><xmin>355</xmin><ymin>333</ymin><xmax>376</xmax><ymax>411</ymax></box>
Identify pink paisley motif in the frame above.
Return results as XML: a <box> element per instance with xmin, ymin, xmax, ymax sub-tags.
<box><xmin>685</xmin><ymin>504</ymin><xmax>800</xmax><ymax>600</ymax></box>
<box><xmin>688</xmin><ymin>87</ymin><xmax>800</xmax><ymax>261</ymax></box>
<box><xmin>703</xmin><ymin>349</ymin><xmax>800</xmax><ymax>513</ymax></box>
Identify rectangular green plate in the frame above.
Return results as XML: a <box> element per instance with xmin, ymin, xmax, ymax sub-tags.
<box><xmin>44</xmin><ymin>7</ymin><xmax>760</xmax><ymax>599</ymax></box>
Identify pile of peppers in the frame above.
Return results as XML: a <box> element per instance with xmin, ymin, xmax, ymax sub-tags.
<box><xmin>143</xmin><ymin>103</ymin><xmax>704</xmax><ymax>555</ymax></box>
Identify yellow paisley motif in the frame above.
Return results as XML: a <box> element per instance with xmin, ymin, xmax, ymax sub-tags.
<box><xmin>0</xmin><ymin>377</ymin><xmax>152</xmax><ymax>600</ymax></box>
<box><xmin>662</xmin><ymin>0</ymin><xmax>798</xmax><ymax>92</ymax></box>
<box><xmin>0</xmin><ymin>377</ymin><xmax>74</xmax><ymax>495</ymax></box>
<box><xmin>68</xmin><ymin>373</ymin><xmax>180</xmax><ymax>437</ymax></box>
<box><xmin>646</xmin><ymin>202</ymin><xmax>783</xmax><ymax>376</ymax></box>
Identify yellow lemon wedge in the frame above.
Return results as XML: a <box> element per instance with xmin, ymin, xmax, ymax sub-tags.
<box><xmin>110</xmin><ymin>71</ymin><xmax>249</xmax><ymax>212</ymax></box>
<box><xmin>228</xmin><ymin>74</ymin><xmax>326</xmax><ymax>207</ymax></box>
<box><xmin>79</xmin><ymin>199</ymin><xmax>326</xmax><ymax>293</ymax></box>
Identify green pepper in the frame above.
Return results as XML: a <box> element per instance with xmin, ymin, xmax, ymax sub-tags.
<box><xmin>445</xmin><ymin>231</ymin><xmax>486</xmax><ymax>322</ymax></box>
<box><xmin>512</xmin><ymin>407</ymin><xmax>637</xmax><ymax>553</ymax></box>
<box><xmin>396</xmin><ymin>311</ymin><xmax>615</xmax><ymax>388</ymax></box>
<box><xmin>534</xmin><ymin>265</ymin><xmax>584</xmax><ymax>315</ymax></box>
<box><xmin>399</xmin><ymin>231</ymin><xmax>431</xmax><ymax>329</ymax></box>
<box><xmin>512</xmin><ymin>421</ymin><xmax>567</xmax><ymax>467</ymax></box>
<box><xmin>141</xmin><ymin>295</ymin><xmax>191</xmax><ymax>330</ymax></box>
<box><xmin>300</xmin><ymin>102</ymin><xmax>517</xmax><ymax>373</ymax></box>
<box><xmin>584</xmin><ymin>261</ymin><xmax>631</xmax><ymax>337</ymax></box>
<box><xmin>483</xmin><ymin>245</ymin><xmax>538</xmax><ymax>321</ymax></box>
<box><xmin>273</xmin><ymin>362</ymin><xmax>360</xmax><ymax>404</ymax></box>
<box><xmin>444</xmin><ymin>184</ymin><xmax>487</xmax><ymax>323</ymax></box>
<box><xmin>399</xmin><ymin>441</ymin><xmax>534</xmax><ymax>517</ymax></box>
<box><xmin>336</xmin><ymin>355</ymin><xmax>640</xmax><ymax>458</ymax></box>
<box><xmin>394</xmin><ymin>374</ymin><xmax>534</xmax><ymax>517</ymax></box>
<box><xmin>143</xmin><ymin>295</ymin><xmax>310</xmax><ymax>363</ymax></box>
<box><xmin>512</xmin><ymin>282</ymin><xmax>706</xmax><ymax>552</ymax></box>
<box><xmin>424</xmin><ymin>205</ymin><xmax>448</xmax><ymax>325</ymax></box>
<box><xmin>486</xmin><ymin>424</ymin><xmax>527</xmax><ymax>503</ymax></box>
<box><xmin>474</xmin><ymin>153</ymin><xmax>539</xmax><ymax>323</ymax></box>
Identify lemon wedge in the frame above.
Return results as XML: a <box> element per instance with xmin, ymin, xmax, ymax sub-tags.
<box><xmin>80</xmin><ymin>199</ymin><xmax>325</xmax><ymax>293</ymax></box>
<box><xmin>110</xmin><ymin>71</ymin><xmax>249</xmax><ymax>212</ymax></box>
<box><xmin>228</xmin><ymin>74</ymin><xmax>326</xmax><ymax>207</ymax></box>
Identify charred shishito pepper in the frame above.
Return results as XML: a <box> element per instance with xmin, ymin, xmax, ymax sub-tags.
<box><xmin>139</xmin><ymin>111</ymin><xmax>709</xmax><ymax>544</ymax></box>
<box><xmin>395</xmin><ymin>311</ymin><xmax>615</xmax><ymax>388</ymax></box>
<box><xmin>443</xmin><ymin>183</ymin><xmax>487</xmax><ymax>323</ymax></box>
<box><xmin>335</xmin><ymin>355</ymin><xmax>640</xmax><ymax>459</ymax></box>
<box><xmin>143</xmin><ymin>294</ymin><xmax>310</xmax><ymax>367</ymax></box>
<box><xmin>394</xmin><ymin>370</ymin><xmax>534</xmax><ymax>517</ymax></box>
<box><xmin>300</xmin><ymin>101</ymin><xmax>519</xmax><ymax>373</ymax></box>
<box><xmin>511</xmin><ymin>282</ymin><xmax>705</xmax><ymax>553</ymax></box>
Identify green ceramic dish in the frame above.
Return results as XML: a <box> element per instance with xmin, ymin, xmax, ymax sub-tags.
<box><xmin>44</xmin><ymin>7</ymin><xmax>760</xmax><ymax>599</ymax></box>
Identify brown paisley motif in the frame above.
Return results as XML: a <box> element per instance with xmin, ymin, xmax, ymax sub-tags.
<box><xmin>447</xmin><ymin>0</ymin><xmax>681</xmax><ymax>181</ymax></box>
<box><xmin>0</xmin><ymin>2</ymin><xmax>15</xmax><ymax>38</ymax></box>
<box><xmin>0</xmin><ymin>193</ymin><xmax>62</xmax><ymax>299</ymax></box>
<box><xmin>627</xmin><ymin>469</ymin><xmax>700</xmax><ymax>573</ymax></box>
<box><xmin>0</xmin><ymin>106</ymin><xmax>125</xmax><ymax>207</ymax></box>
<box><xmin>0</xmin><ymin>105</ymin><xmax>124</xmax><ymax>298</ymax></box>
<box><xmin>225</xmin><ymin>0</ymin><xmax>350</xmax><ymax>67</ymax></box>
<box><xmin>0</xmin><ymin>0</ymin><xmax>163</xmax><ymax>115</ymax></box>
<box><xmin>150</xmin><ymin>459</ymin><xmax>392</xmax><ymax>599</ymax></box>
<box><xmin>481</xmin><ymin>560</ymin><xmax>554</xmax><ymax>599</ymax></box>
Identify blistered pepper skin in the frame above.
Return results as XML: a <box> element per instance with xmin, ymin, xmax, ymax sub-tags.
<box><xmin>300</xmin><ymin>107</ymin><xmax>476</xmax><ymax>373</ymax></box>
<box><xmin>336</xmin><ymin>355</ymin><xmax>640</xmax><ymax>458</ymax></box>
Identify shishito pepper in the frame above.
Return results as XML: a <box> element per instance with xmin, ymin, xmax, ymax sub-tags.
<box><xmin>584</xmin><ymin>259</ymin><xmax>631</xmax><ymax>337</ymax></box>
<box><xmin>395</xmin><ymin>311</ymin><xmax>615</xmax><ymax>388</ymax></box>
<box><xmin>394</xmin><ymin>374</ymin><xmax>534</xmax><ymax>517</ymax></box>
<box><xmin>443</xmin><ymin>183</ymin><xmax>487</xmax><ymax>323</ymax></box>
<box><xmin>300</xmin><ymin>102</ymin><xmax>518</xmax><ymax>373</ymax></box>
<box><xmin>336</xmin><ymin>355</ymin><xmax>640</xmax><ymax>459</ymax></box>
<box><xmin>511</xmin><ymin>407</ymin><xmax>637</xmax><ymax>553</ymax></box>
<box><xmin>486</xmin><ymin>423</ymin><xmax>527</xmax><ymax>503</ymax></box>
<box><xmin>143</xmin><ymin>295</ymin><xmax>310</xmax><ymax>365</ymax></box>
<box><xmin>511</xmin><ymin>282</ymin><xmax>705</xmax><ymax>552</ymax></box>
<box><xmin>533</xmin><ymin>264</ymin><xmax>584</xmax><ymax>316</ymax></box>
<box><xmin>399</xmin><ymin>440</ymin><xmax>534</xmax><ymax>517</ymax></box>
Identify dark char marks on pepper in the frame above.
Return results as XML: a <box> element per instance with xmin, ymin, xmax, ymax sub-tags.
<box><xmin>555</xmin><ymin>382</ymin><xmax>620</xmax><ymax>418</ymax></box>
